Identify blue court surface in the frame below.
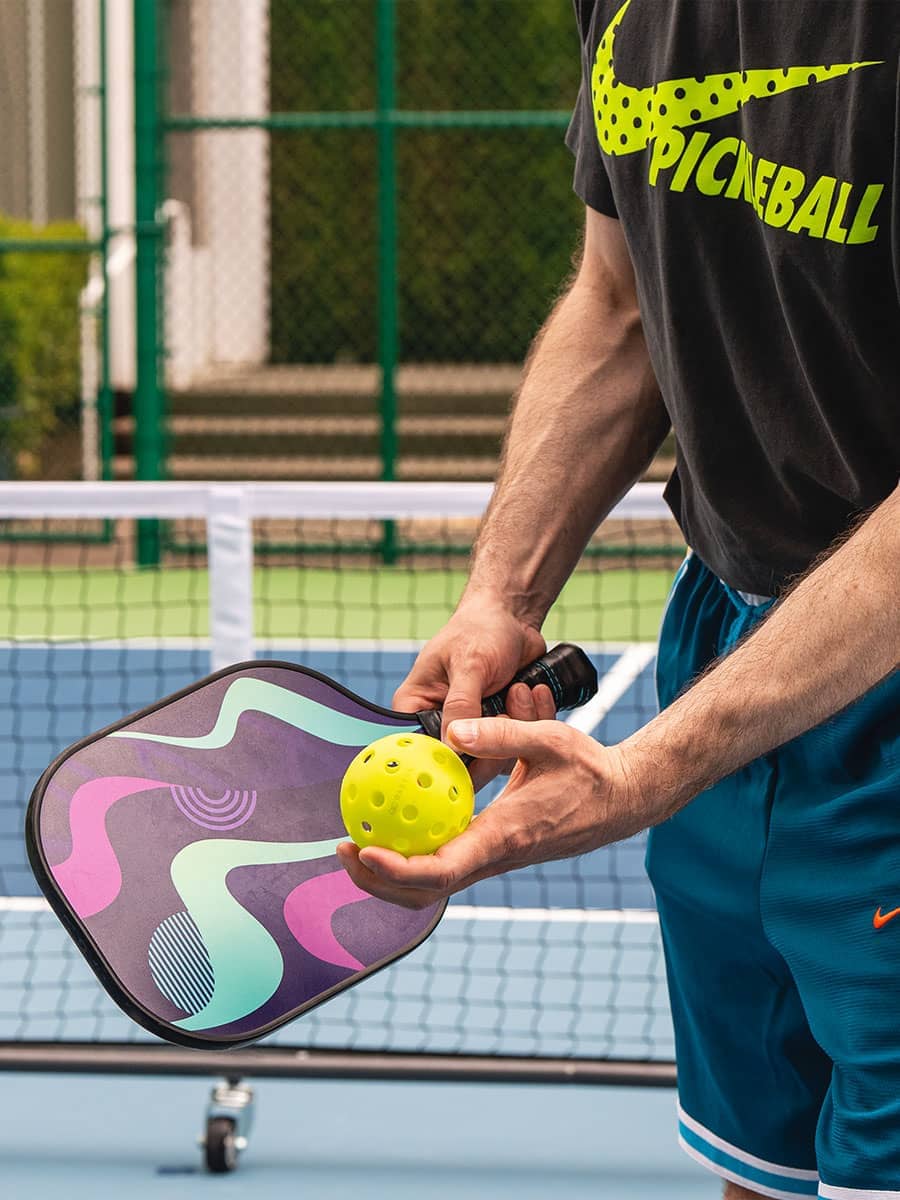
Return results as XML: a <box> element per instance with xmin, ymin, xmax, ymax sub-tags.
<box><xmin>0</xmin><ymin>1075</ymin><xmax>717</xmax><ymax>1199</ymax></box>
<box><xmin>0</xmin><ymin>642</ymin><xmax>717</xmax><ymax>1192</ymax></box>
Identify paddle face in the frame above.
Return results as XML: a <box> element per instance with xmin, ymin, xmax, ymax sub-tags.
<box><xmin>26</xmin><ymin>661</ymin><xmax>444</xmax><ymax>1049</ymax></box>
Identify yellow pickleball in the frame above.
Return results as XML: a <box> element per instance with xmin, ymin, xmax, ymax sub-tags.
<box><xmin>340</xmin><ymin>732</ymin><xmax>475</xmax><ymax>857</ymax></box>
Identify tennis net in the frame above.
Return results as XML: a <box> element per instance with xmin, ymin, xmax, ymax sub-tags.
<box><xmin>0</xmin><ymin>481</ymin><xmax>682</xmax><ymax>1072</ymax></box>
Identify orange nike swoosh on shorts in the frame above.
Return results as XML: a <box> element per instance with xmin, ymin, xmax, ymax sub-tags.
<box><xmin>873</xmin><ymin>907</ymin><xmax>900</xmax><ymax>929</ymax></box>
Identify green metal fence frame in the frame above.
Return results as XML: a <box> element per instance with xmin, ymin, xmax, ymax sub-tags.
<box><xmin>133</xmin><ymin>0</ymin><xmax>165</xmax><ymax>566</ymax></box>
<box><xmin>137</xmin><ymin>0</ymin><xmax>572</xmax><ymax>566</ymax></box>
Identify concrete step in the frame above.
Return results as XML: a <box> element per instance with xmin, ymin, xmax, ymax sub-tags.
<box><xmin>168</xmin><ymin>364</ymin><xmax>519</xmax><ymax>417</ymax></box>
<box><xmin>113</xmin><ymin>455</ymin><xmax>502</xmax><ymax>481</ymax></box>
<box><xmin>115</xmin><ymin>412</ymin><xmax>507</xmax><ymax>462</ymax></box>
<box><xmin>180</xmin><ymin>363</ymin><xmax>521</xmax><ymax>396</ymax></box>
<box><xmin>114</xmin><ymin>414</ymin><xmax>509</xmax><ymax>437</ymax></box>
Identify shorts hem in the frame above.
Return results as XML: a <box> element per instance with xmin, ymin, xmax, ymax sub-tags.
<box><xmin>820</xmin><ymin>1186</ymin><xmax>900</xmax><ymax>1199</ymax></box>
<box><xmin>677</xmin><ymin>1103</ymin><xmax>818</xmax><ymax>1197</ymax></box>
<box><xmin>678</xmin><ymin>1136</ymin><xmax>818</xmax><ymax>1199</ymax></box>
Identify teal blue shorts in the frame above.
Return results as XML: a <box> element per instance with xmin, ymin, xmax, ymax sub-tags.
<box><xmin>646</xmin><ymin>552</ymin><xmax>900</xmax><ymax>1199</ymax></box>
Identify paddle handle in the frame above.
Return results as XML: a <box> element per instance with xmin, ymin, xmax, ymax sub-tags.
<box><xmin>416</xmin><ymin>643</ymin><xmax>597</xmax><ymax>740</ymax></box>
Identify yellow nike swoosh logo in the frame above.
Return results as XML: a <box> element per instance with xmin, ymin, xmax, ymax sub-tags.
<box><xmin>593</xmin><ymin>0</ymin><xmax>883</xmax><ymax>157</ymax></box>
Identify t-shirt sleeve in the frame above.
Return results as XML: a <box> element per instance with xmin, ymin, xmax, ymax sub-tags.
<box><xmin>565</xmin><ymin>2</ymin><xmax>618</xmax><ymax>218</ymax></box>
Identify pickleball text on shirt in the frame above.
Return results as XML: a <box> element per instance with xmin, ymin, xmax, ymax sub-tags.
<box><xmin>591</xmin><ymin>0</ymin><xmax>886</xmax><ymax>244</ymax></box>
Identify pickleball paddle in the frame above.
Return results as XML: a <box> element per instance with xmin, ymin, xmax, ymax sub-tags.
<box><xmin>26</xmin><ymin>644</ymin><xmax>597</xmax><ymax>1049</ymax></box>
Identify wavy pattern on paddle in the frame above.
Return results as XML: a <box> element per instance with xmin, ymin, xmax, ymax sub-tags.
<box><xmin>283</xmin><ymin>870</ymin><xmax>370</xmax><ymax>972</ymax></box>
<box><xmin>51</xmin><ymin>776</ymin><xmax>169</xmax><ymax>919</ymax></box>
<box><xmin>169</xmin><ymin>837</ymin><xmax>342</xmax><ymax>1032</ymax></box>
<box><xmin>110</xmin><ymin>678</ymin><xmax>416</xmax><ymax>751</ymax></box>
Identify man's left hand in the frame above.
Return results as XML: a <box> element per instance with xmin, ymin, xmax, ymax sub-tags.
<box><xmin>336</xmin><ymin>717</ymin><xmax>648</xmax><ymax>910</ymax></box>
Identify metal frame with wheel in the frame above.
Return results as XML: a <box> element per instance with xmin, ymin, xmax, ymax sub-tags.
<box><xmin>0</xmin><ymin>1043</ymin><xmax>675</xmax><ymax>1174</ymax></box>
<box><xmin>200</xmin><ymin>1078</ymin><xmax>255</xmax><ymax>1174</ymax></box>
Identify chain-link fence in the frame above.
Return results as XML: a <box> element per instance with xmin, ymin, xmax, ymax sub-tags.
<box><xmin>0</xmin><ymin>3</ymin><xmax>672</xmax><ymax>494</ymax></box>
<box><xmin>0</xmin><ymin>0</ymin><xmax>112</xmax><ymax>485</ymax></box>
<box><xmin>155</xmin><ymin>0</ymin><xmax>583</xmax><ymax>488</ymax></box>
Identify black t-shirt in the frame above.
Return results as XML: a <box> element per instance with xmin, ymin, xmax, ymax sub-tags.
<box><xmin>567</xmin><ymin>0</ymin><xmax>900</xmax><ymax>595</ymax></box>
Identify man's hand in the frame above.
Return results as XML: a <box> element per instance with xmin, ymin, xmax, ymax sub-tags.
<box><xmin>336</xmin><ymin>716</ymin><xmax>650</xmax><ymax>910</ymax></box>
<box><xmin>392</xmin><ymin>596</ymin><xmax>555</xmax><ymax>787</ymax></box>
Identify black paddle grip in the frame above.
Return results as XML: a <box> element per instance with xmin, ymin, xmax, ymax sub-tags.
<box><xmin>416</xmin><ymin>643</ymin><xmax>597</xmax><ymax>740</ymax></box>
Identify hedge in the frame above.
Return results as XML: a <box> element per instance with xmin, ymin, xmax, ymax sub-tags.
<box><xmin>0</xmin><ymin>216</ymin><xmax>88</xmax><ymax>478</ymax></box>
<box><xmin>269</xmin><ymin>0</ymin><xmax>584</xmax><ymax>364</ymax></box>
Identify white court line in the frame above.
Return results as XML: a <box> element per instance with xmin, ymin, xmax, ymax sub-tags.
<box><xmin>564</xmin><ymin>644</ymin><xmax>657</xmax><ymax>736</ymax></box>
<box><xmin>0</xmin><ymin>896</ymin><xmax>658</xmax><ymax>925</ymax></box>
<box><xmin>446</xmin><ymin>905</ymin><xmax>659</xmax><ymax>925</ymax></box>
<box><xmin>0</xmin><ymin>898</ymin><xmax>51</xmax><ymax>912</ymax></box>
<box><xmin>0</xmin><ymin>638</ymin><xmax>655</xmax><ymax>653</ymax></box>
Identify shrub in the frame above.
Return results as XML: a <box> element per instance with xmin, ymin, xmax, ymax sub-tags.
<box><xmin>0</xmin><ymin>216</ymin><xmax>88</xmax><ymax>478</ymax></box>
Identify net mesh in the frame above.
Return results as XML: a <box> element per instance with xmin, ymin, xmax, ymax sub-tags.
<box><xmin>0</xmin><ymin>483</ymin><xmax>681</xmax><ymax>1060</ymax></box>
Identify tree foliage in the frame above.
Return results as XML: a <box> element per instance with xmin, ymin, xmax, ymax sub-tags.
<box><xmin>269</xmin><ymin>0</ymin><xmax>583</xmax><ymax>363</ymax></box>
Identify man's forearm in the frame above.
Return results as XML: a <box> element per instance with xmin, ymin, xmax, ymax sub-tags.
<box><xmin>464</xmin><ymin>242</ymin><xmax>668</xmax><ymax>629</ymax></box>
<box><xmin>621</xmin><ymin>485</ymin><xmax>900</xmax><ymax>822</ymax></box>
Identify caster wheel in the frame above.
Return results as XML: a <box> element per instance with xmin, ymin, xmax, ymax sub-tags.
<box><xmin>204</xmin><ymin>1116</ymin><xmax>239</xmax><ymax>1173</ymax></box>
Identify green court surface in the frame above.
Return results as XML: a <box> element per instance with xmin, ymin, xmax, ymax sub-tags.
<box><xmin>0</xmin><ymin>566</ymin><xmax>675</xmax><ymax>643</ymax></box>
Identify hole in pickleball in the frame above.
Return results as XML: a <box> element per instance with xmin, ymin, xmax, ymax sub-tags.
<box><xmin>417</xmin><ymin>772</ymin><xmax>432</xmax><ymax>789</ymax></box>
<box><xmin>363</xmin><ymin>751</ymin><xmax>374</xmax><ymax>763</ymax></box>
<box><xmin>346</xmin><ymin>783</ymin><xmax>357</xmax><ymax>799</ymax></box>
<box><xmin>402</xmin><ymin>805</ymin><xmax>418</xmax><ymax>821</ymax></box>
<box><xmin>449</xmin><ymin>785</ymin><xmax>459</xmax><ymax>801</ymax></box>
<box><xmin>361</xmin><ymin>821</ymin><xmax>372</xmax><ymax>833</ymax></box>
<box><xmin>393</xmin><ymin>837</ymin><xmax>409</xmax><ymax>853</ymax></box>
<box><xmin>431</xmin><ymin>822</ymin><xmax>446</xmax><ymax>837</ymax></box>
<box><xmin>398</xmin><ymin>736</ymin><xmax>413</xmax><ymax>746</ymax></box>
<box><xmin>432</xmin><ymin>748</ymin><xmax>448</xmax><ymax>765</ymax></box>
<box><xmin>371</xmin><ymin>790</ymin><xmax>385</xmax><ymax>808</ymax></box>
<box><xmin>458</xmin><ymin>818</ymin><xmax>467</xmax><ymax>832</ymax></box>
<box><xmin>385</xmin><ymin>760</ymin><xmax>400</xmax><ymax>773</ymax></box>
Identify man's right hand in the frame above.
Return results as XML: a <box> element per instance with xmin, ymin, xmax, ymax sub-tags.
<box><xmin>391</xmin><ymin>596</ymin><xmax>555</xmax><ymax>788</ymax></box>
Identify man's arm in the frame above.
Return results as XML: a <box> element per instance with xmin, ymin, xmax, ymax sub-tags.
<box><xmin>463</xmin><ymin>206</ymin><xmax>668</xmax><ymax>628</ymax></box>
<box><xmin>618</xmin><ymin>484</ymin><xmax>900</xmax><ymax>821</ymax></box>
<box><xmin>391</xmin><ymin>207</ymin><xmax>669</xmax><ymax>742</ymax></box>
<box><xmin>339</xmin><ymin>485</ymin><xmax>900</xmax><ymax>909</ymax></box>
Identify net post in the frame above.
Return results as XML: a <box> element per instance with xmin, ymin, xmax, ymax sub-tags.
<box><xmin>133</xmin><ymin>0</ymin><xmax>164</xmax><ymax>565</ymax></box>
<box><xmin>376</xmin><ymin>0</ymin><xmax>398</xmax><ymax>565</ymax></box>
<box><xmin>207</xmin><ymin>485</ymin><xmax>255</xmax><ymax>672</ymax></box>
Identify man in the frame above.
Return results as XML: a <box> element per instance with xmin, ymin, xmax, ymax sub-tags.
<box><xmin>338</xmin><ymin>2</ymin><xmax>900</xmax><ymax>1195</ymax></box>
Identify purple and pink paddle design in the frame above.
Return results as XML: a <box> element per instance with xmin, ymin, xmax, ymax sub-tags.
<box><xmin>26</xmin><ymin>647</ymin><xmax>596</xmax><ymax>1048</ymax></box>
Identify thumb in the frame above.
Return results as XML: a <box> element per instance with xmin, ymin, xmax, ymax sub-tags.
<box><xmin>447</xmin><ymin>716</ymin><xmax>559</xmax><ymax>762</ymax></box>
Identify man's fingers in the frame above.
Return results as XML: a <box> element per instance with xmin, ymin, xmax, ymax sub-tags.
<box><xmin>338</xmin><ymin>799</ymin><xmax>531</xmax><ymax>905</ymax></box>
<box><xmin>391</xmin><ymin>685</ymin><xmax>439</xmax><ymax>713</ymax></box>
<box><xmin>391</xmin><ymin>658</ymin><xmax>446</xmax><ymax>713</ymax></box>
<box><xmin>447</xmin><ymin>715</ymin><xmax>560</xmax><ymax>762</ymax></box>
<box><xmin>358</xmin><ymin>815</ymin><xmax>503</xmax><ymax>891</ymax></box>
<box><xmin>336</xmin><ymin>842</ymin><xmax>439</xmax><ymax>909</ymax></box>
<box><xmin>439</xmin><ymin>664</ymin><xmax>489</xmax><ymax>739</ymax></box>
<box><xmin>531</xmin><ymin>682</ymin><xmax>557</xmax><ymax>721</ymax></box>
<box><xmin>467</xmin><ymin>757</ymin><xmax>511</xmax><ymax>791</ymax></box>
<box><xmin>504</xmin><ymin>681</ymin><xmax>556</xmax><ymax>722</ymax></box>
<box><xmin>504</xmin><ymin>681</ymin><xmax>536</xmax><ymax>721</ymax></box>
